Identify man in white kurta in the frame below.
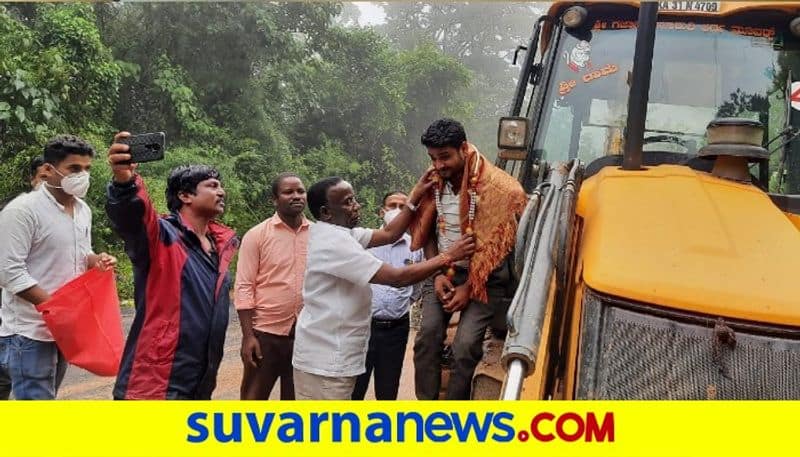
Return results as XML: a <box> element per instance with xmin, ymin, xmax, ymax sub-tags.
<box><xmin>292</xmin><ymin>176</ymin><xmax>475</xmax><ymax>400</ymax></box>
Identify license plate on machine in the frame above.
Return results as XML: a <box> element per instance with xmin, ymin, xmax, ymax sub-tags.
<box><xmin>658</xmin><ymin>1</ymin><xmax>721</xmax><ymax>12</ymax></box>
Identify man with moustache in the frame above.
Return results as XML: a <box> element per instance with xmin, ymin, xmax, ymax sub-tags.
<box><xmin>106</xmin><ymin>132</ymin><xmax>239</xmax><ymax>400</ymax></box>
<box><xmin>409</xmin><ymin>118</ymin><xmax>527</xmax><ymax>400</ymax></box>
<box><xmin>292</xmin><ymin>176</ymin><xmax>475</xmax><ymax>400</ymax></box>
<box><xmin>234</xmin><ymin>172</ymin><xmax>310</xmax><ymax>400</ymax></box>
<box><xmin>0</xmin><ymin>135</ymin><xmax>116</xmax><ymax>400</ymax></box>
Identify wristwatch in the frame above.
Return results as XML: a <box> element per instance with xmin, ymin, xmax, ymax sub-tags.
<box><xmin>407</xmin><ymin>200</ymin><xmax>418</xmax><ymax>212</ymax></box>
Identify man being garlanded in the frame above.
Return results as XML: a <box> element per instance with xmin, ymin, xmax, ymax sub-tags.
<box><xmin>410</xmin><ymin>118</ymin><xmax>527</xmax><ymax>400</ymax></box>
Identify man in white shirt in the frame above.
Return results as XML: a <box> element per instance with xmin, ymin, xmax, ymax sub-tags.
<box><xmin>0</xmin><ymin>135</ymin><xmax>116</xmax><ymax>400</ymax></box>
<box><xmin>0</xmin><ymin>156</ymin><xmax>50</xmax><ymax>400</ymax></box>
<box><xmin>292</xmin><ymin>176</ymin><xmax>474</xmax><ymax>400</ymax></box>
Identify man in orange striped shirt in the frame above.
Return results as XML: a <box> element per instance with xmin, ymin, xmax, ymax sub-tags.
<box><xmin>234</xmin><ymin>172</ymin><xmax>309</xmax><ymax>400</ymax></box>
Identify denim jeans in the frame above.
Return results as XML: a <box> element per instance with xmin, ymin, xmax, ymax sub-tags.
<box><xmin>0</xmin><ymin>364</ymin><xmax>10</xmax><ymax>400</ymax></box>
<box><xmin>0</xmin><ymin>334</ymin><xmax>68</xmax><ymax>400</ymax></box>
<box><xmin>0</xmin><ymin>313</ymin><xmax>9</xmax><ymax>400</ymax></box>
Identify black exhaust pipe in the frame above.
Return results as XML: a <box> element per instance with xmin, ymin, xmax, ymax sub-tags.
<box><xmin>622</xmin><ymin>1</ymin><xmax>659</xmax><ymax>170</ymax></box>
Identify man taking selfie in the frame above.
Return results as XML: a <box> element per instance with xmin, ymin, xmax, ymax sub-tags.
<box><xmin>105</xmin><ymin>131</ymin><xmax>239</xmax><ymax>400</ymax></box>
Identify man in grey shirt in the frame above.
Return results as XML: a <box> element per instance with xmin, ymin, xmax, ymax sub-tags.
<box><xmin>0</xmin><ymin>135</ymin><xmax>116</xmax><ymax>400</ymax></box>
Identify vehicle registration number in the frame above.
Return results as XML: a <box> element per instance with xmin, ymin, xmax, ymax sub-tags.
<box><xmin>658</xmin><ymin>1</ymin><xmax>721</xmax><ymax>12</ymax></box>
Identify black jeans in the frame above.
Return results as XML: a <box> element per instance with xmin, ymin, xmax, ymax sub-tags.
<box><xmin>351</xmin><ymin>313</ymin><xmax>410</xmax><ymax>400</ymax></box>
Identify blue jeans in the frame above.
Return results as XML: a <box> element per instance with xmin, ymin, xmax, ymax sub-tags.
<box><xmin>0</xmin><ymin>314</ymin><xmax>9</xmax><ymax>400</ymax></box>
<box><xmin>0</xmin><ymin>335</ymin><xmax>67</xmax><ymax>400</ymax></box>
<box><xmin>0</xmin><ymin>364</ymin><xmax>10</xmax><ymax>400</ymax></box>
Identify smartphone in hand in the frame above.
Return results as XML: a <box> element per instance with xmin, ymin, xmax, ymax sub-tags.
<box><xmin>119</xmin><ymin>132</ymin><xmax>165</xmax><ymax>164</ymax></box>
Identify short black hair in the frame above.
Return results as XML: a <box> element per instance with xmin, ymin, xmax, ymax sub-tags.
<box><xmin>29</xmin><ymin>156</ymin><xmax>45</xmax><ymax>180</ymax></box>
<box><xmin>271</xmin><ymin>172</ymin><xmax>301</xmax><ymax>198</ymax></box>
<box><xmin>43</xmin><ymin>134</ymin><xmax>95</xmax><ymax>165</ymax></box>
<box><xmin>421</xmin><ymin>118</ymin><xmax>467</xmax><ymax>149</ymax></box>
<box><xmin>166</xmin><ymin>165</ymin><xmax>222</xmax><ymax>212</ymax></box>
<box><xmin>307</xmin><ymin>176</ymin><xmax>343</xmax><ymax>220</ymax></box>
<box><xmin>382</xmin><ymin>190</ymin><xmax>407</xmax><ymax>206</ymax></box>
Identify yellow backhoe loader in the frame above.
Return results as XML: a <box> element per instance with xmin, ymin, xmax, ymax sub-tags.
<box><xmin>473</xmin><ymin>1</ymin><xmax>800</xmax><ymax>400</ymax></box>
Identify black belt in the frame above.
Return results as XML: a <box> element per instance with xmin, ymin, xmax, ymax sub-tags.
<box><xmin>371</xmin><ymin>313</ymin><xmax>409</xmax><ymax>329</ymax></box>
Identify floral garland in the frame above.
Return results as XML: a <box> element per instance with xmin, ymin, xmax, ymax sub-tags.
<box><xmin>432</xmin><ymin>153</ymin><xmax>481</xmax><ymax>279</ymax></box>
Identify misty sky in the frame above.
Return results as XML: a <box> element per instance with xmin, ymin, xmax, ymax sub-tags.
<box><xmin>354</xmin><ymin>2</ymin><xmax>386</xmax><ymax>25</ymax></box>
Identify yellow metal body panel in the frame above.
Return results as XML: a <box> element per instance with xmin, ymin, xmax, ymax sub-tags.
<box><xmin>576</xmin><ymin>165</ymin><xmax>800</xmax><ymax>325</ymax></box>
<box><xmin>786</xmin><ymin>212</ymin><xmax>800</xmax><ymax>231</ymax></box>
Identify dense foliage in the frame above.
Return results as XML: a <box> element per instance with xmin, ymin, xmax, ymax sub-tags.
<box><xmin>0</xmin><ymin>2</ymin><xmax>474</xmax><ymax>300</ymax></box>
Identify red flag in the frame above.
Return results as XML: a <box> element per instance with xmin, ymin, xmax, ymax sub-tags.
<box><xmin>35</xmin><ymin>268</ymin><xmax>124</xmax><ymax>376</ymax></box>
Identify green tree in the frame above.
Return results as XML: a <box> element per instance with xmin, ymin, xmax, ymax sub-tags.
<box><xmin>0</xmin><ymin>3</ymin><xmax>120</xmax><ymax>199</ymax></box>
<box><xmin>1</xmin><ymin>2</ymin><xmax>475</xmax><ymax>299</ymax></box>
<box><xmin>379</xmin><ymin>2</ymin><xmax>543</xmax><ymax>152</ymax></box>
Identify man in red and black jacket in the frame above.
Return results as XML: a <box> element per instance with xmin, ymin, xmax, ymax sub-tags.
<box><xmin>105</xmin><ymin>132</ymin><xmax>239</xmax><ymax>399</ymax></box>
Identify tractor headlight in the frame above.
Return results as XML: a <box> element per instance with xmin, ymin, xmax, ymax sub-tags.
<box><xmin>790</xmin><ymin>16</ymin><xmax>800</xmax><ymax>37</ymax></box>
<box><xmin>498</xmin><ymin>117</ymin><xmax>530</xmax><ymax>150</ymax></box>
<box><xmin>562</xmin><ymin>6</ymin><xmax>588</xmax><ymax>29</ymax></box>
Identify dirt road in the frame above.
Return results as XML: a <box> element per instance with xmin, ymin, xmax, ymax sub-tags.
<box><xmin>58</xmin><ymin>307</ymin><xmax>418</xmax><ymax>400</ymax></box>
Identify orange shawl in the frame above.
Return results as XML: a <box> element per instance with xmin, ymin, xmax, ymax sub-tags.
<box><xmin>409</xmin><ymin>144</ymin><xmax>527</xmax><ymax>303</ymax></box>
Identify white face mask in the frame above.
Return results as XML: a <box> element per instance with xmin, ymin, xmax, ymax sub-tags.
<box><xmin>382</xmin><ymin>208</ymin><xmax>401</xmax><ymax>226</ymax></box>
<box><xmin>49</xmin><ymin>167</ymin><xmax>91</xmax><ymax>198</ymax></box>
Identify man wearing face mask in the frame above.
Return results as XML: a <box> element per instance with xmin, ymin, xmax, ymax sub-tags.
<box><xmin>0</xmin><ymin>134</ymin><xmax>117</xmax><ymax>400</ymax></box>
<box><xmin>350</xmin><ymin>191</ymin><xmax>424</xmax><ymax>401</ymax></box>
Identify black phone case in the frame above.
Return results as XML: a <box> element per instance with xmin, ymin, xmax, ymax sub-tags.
<box><xmin>120</xmin><ymin>132</ymin><xmax>165</xmax><ymax>163</ymax></box>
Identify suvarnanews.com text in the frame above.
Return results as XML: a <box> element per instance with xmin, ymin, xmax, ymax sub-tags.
<box><xmin>186</xmin><ymin>410</ymin><xmax>615</xmax><ymax>444</ymax></box>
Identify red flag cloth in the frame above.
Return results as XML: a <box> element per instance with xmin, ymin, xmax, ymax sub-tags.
<box><xmin>35</xmin><ymin>268</ymin><xmax>124</xmax><ymax>376</ymax></box>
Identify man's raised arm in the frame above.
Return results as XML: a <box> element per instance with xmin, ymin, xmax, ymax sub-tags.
<box><xmin>367</xmin><ymin>169</ymin><xmax>434</xmax><ymax>248</ymax></box>
<box><xmin>105</xmin><ymin>131</ymin><xmax>161</xmax><ymax>265</ymax></box>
